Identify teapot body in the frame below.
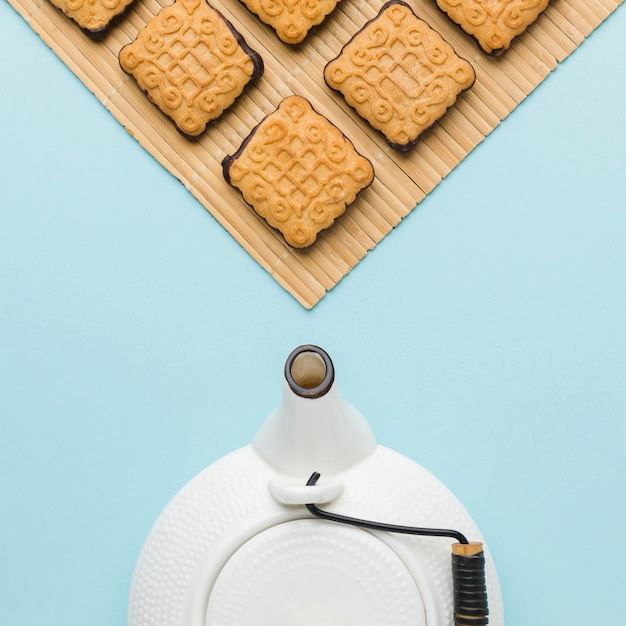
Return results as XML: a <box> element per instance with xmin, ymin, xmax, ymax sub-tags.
<box><xmin>128</xmin><ymin>346</ymin><xmax>503</xmax><ymax>626</ymax></box>
<box><xmin>129</xmin><ymin>444</ymin><xmax>503</xmax><ymax>626</ymax></box>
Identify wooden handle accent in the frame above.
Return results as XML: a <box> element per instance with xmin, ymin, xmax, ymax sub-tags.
<box><xmin>452</xmin><ymin>541</ymin><xmax>484</xmax><ymax>557</ymax></box>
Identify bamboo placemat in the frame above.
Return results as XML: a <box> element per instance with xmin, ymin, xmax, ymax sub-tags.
<box><xmin>8</xmin><ymin>0</ymin><xmax>623</xmax><ymax>307</ymax></box>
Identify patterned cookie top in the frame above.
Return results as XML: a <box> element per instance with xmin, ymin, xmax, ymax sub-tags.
<box><xmin>49</xmin><ymin>0</ymin><xmax>135</xmax><ymax>33</ymax></box>
<box><xmin>223</xmin><ymin>96</ymin><xmax>374</xmax><ymax>248</ymax></box>
<box><xmin>435</xmin><ymin>0</ymin><xmax>550</xmax><ymax>55</ymax></box>
<box><xmin>237</xmin><ymin>0</ymin><xmax>340</xmax><ymax>44</ymax></box>
<box><xmin>324</xmin><ymin>0</ymin><xmax>475</xmax><ymax>152</ymax></box>
<box><xmin>119</xmin><ymin>0</ymin><xmax>264</xmax><ymax>137</ymax></box>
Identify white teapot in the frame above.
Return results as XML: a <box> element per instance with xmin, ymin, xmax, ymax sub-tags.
<box><xmin>128</xmin><ymin>345</ymin><xmax>503</xmax><ymax>626</ymax></box>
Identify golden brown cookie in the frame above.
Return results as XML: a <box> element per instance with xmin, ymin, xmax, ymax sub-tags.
<box><xmin>49</xmin><ymin>0</ymin><xmax>135</xmax><ymax>34</ymax></box>
<box><xmin>324</xmin><ymin>1</ymin><xmax>475</xmax><ymax>153</ymax></box>
<box><xmin>223</xmin><ymin>96</ymin><xmax>374</xmax><ymax>248</ymax></box>
<box><xmin>435</xmin><ymin>0</ymin><xmax>550</xmax><ymax>55</ymax></box>
<box><xmin>237</xmin><ymin>0</ymin><xmax>340</xmax><ymax>44</ymax></box>
<box><xmin>119</xmin><ymin>0</ymin><xmax>264</xmax><ymax>138</ymax></box>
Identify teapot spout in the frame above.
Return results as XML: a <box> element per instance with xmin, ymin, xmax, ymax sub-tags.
<box><xmin>253</xmin><ymin>345</ymin><xmax>376</xmax><ymax>477</ymax></box>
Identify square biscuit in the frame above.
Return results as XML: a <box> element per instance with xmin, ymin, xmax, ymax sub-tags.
<box><xmin>223</xmin><ymin>96</ymin><xmax>374</xmax><ymax>248</ymax></box>
<box><xmin>324</xmin><ymin>0</ymin><xmax>475</xmax><ymax>152</ymax></box>
<box><xmin>119</xmin><ymin>0</ymin><xmax>264</xmax><ymax>138</ymax></box>
<box><xmin>237</xmin><ymin>0</ymin><xmax>340</xmax><ymax>44</ymax></box>
<box><xmin>435</xmin><ymin>0</ymin><xmax>550</xmax><ymax>55</ymax></box>
<box><xmin>49</xmin><ymin>0</ymin><xmax>135</xmax><ymax>34</ymax></box>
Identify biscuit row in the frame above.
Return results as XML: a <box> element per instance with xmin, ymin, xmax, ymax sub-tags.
<box><xmin>49</xmin><ymin>0</ymin><xmax>550</xmax><ymax>53</ymax></box>
<box><xmin>48</xmin><ymin>0</ymin><xmax>549</xmax><ymax>247</ymax></box>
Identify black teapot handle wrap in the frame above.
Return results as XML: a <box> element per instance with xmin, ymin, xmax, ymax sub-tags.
<box><xmin>451</xmin><ymin>542</ymin><xmax>489</xmax><ymax>626</ymax></box>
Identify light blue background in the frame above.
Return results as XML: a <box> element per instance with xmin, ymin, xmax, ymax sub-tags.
<box><xmin>1</xmin><ymin>2</ymin><xmax>625</xmax><ymax>624</ymax></box>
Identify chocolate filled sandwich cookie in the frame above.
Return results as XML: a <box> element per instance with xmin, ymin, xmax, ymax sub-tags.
<box><xmin>325</xmin><ymin>1</ymin><xmax>475</xmax><ymax>152</ymax></box>
<box><xmin>119</xmin><ymin>0</ymin><xmax>264</xmax><ymax>138</ymax></box>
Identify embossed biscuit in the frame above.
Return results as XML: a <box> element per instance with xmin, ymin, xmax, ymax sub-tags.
<box><xmin>49</xmin><ymin>0</ymin><xmax>135</xmax><ymax>34</ymax></box>
<box><xmin>435</xmin><ymin>0</ymin><xmax>550</xmax><ymax>55</ymax></box>
<box><xmin>237</xmin><ymin>0</ymin><xmax>340</xmax><ymax>44</ymax></box>
<box><xmin>223</xmin><ymin>96</ymin><xmax>374</xmax><ymax>248</ymax></box>
<box><xmin>324</xmin><ymin>0</ymin><xmax>475</xmax><ymax>153</ymax></box>
<box><xmin>119</xmin><ymin>0</ymin><xmax>264</xmax><ymax>138</ymax></box>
